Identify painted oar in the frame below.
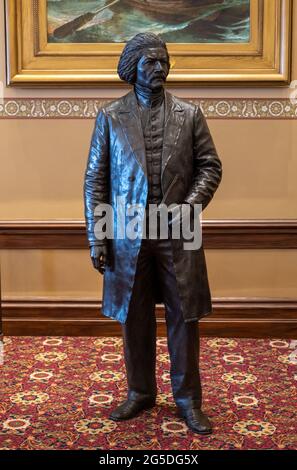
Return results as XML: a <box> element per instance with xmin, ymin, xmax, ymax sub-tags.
<box><xmin>53</xmin><ymin>0</ymin><xmax>120</xmax><ymax>39</ymax></box>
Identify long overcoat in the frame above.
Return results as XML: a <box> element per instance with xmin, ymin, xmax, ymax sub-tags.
<box><xmin>84</xmin><ymin>90</ymin><xmax>222</xmax><ymax>324</ymax></box>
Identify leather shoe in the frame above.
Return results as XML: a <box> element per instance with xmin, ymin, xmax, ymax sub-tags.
<box><xmin>109</xmin><ymin>399</ymin><xmax>156</xmax><ymax>421</ymax></box>
<box><xmin>178</xmin><ymin>407</ymin><xmax>212</xmax><ymax>435</ymax></box>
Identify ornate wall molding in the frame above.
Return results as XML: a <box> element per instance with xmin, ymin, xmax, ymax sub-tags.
<box><xmin>0</xmin><ymin>98</ymin><xmax>297</xmax><ymax>119</ymax></box>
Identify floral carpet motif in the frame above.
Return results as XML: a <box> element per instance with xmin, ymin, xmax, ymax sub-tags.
<box><xmin>1</xmin><ymin>336</ymin><xmax>296</xmax><ymax>450</ymax></box>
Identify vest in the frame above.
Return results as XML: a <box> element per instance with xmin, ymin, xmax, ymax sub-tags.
<box><xmin>138</xmin><ymin>100</ymin><xmax>165</xmax><ymax>205</ymax></box>
<box><xmin>138</xmin><ymin>99</ymin><xmax>165</xmax><ymax>237</ymax></box>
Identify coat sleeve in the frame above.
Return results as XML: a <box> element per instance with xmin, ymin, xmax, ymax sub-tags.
<box><xmin>184</xmin><ymin>105</ymin><xmax>222</xmax><ymax>211</ymax></box>
<box><xmin>84</xmin><ymin>109</ymin><xmax>110</xmax><ymax>247</ymax></box>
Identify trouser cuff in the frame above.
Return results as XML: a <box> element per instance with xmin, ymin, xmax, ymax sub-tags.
<box><xmin>128</xmin><ymin>390</ymin><xmax>157</xmax><ymax>403</ymax></box>
<box><xmin>175</xmin><ymin>397</ymin><xmax>202</xmax><ymax>412</ymax></box>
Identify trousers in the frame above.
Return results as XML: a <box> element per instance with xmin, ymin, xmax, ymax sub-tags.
<box><xmin>122</xmin><ymin>230</ymin><xmax>202</xmax><ymax>411</ymax></box>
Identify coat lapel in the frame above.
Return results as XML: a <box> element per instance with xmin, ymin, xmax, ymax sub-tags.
<box><xmin>118</xmin><ymin>91</ymin><xmax>147</xmax><ymax>177</ymax></box>
<box><xmin>161</xmin><ymin>91</ymin><xmax>185</xmax><ymax>179</ymax></box>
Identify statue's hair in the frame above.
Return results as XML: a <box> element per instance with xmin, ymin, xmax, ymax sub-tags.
<box><xmin>117</xmin><ymin>32</ymin><xmax>170</xmax><ymax>84</ymax></box>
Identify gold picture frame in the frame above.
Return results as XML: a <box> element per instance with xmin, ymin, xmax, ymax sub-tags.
<box><xmin>5</xmin><ymin>0</ymin><xmax>292</xmax><ymax>87</ymax></box>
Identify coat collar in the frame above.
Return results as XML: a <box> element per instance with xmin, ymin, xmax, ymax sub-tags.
<box><xmin>118</xmin><ymin>89</ymin><xmax>185</xmax><ymax>179</ymax></box>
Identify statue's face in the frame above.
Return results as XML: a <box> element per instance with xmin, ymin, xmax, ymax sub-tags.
<box><xmin>136</xmin><ymin>47</ymin><xmax>169</xmax><ymax>90</ymax></box>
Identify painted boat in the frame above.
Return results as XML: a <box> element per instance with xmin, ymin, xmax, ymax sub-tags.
<box><xmin>121</xmin><ymin>0</ymin><xmax>226</xmax><ymax>22</ymax></box>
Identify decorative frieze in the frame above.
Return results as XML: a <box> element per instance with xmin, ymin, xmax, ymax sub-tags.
<box><xmin>0</xmin><ymin>98</ymin><xmax>297</xmax><ymax>119</ymax></box>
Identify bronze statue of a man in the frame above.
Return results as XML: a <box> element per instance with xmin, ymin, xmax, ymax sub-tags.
<box><xmin>84</xmin><ymin>33</ymin><xmax>222</xmax><ymax>435</ymax></box>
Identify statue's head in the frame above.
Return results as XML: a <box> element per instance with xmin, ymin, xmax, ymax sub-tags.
<box><xmin>117</xmin><ymin>32</ymin><xmax>170</xmax><ymax>90</ymax></box>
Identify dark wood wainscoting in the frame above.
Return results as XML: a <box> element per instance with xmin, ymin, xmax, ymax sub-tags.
<box><xmin>1</xmin><ymin>219</ymin><xmax>297</xmax><ymax>249</ymax></box>
<box><xmin>2</xmin><ymin>298</ymin><xmax>297</xmax><ymax>338</ymax></box>
<box><xmin>1</xmin><ymin>220</ymin><xmax>297</xmax><ymax>338</ymax></box>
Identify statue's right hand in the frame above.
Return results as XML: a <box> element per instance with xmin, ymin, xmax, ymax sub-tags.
<box><xmin>90</xmin><ymin>244</ymin><xmax>109</xmax><ymax>274</ymax></box>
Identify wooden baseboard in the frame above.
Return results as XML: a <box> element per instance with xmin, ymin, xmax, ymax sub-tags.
<box><xmin>2</xmin><ymin>297</ymin><xmax>297</xmax><ymax>338</ymax></box>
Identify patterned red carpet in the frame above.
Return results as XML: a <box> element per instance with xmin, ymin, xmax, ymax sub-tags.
<box><xmin>1</xmin><ymin>336</ymin><xmax>296</xmax><ymax>450</ymax></box>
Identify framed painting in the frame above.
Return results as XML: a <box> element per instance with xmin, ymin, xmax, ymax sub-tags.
<box><xmin>5</xmin><ymin>0</ymin><xmax>292</xmax><ymax>86</ymax></box>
